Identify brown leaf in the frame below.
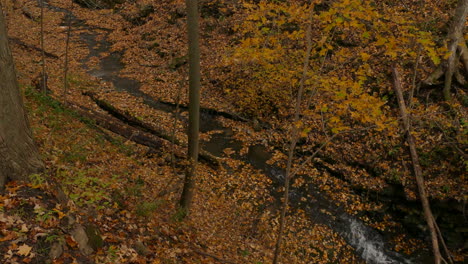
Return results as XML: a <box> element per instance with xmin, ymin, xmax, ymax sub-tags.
<box><xmin>17</xmin><ymin>244</ymin><xmax>32</xmax><ymax>256</ymax></box>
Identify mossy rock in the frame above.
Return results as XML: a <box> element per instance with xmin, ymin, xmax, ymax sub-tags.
<box><xmin>85</xmin><ymin>224</ymin><xmax>103</xmax><ymax>250</ymax></box>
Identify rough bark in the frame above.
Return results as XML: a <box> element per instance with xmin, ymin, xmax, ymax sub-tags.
<box><xmin>392</xmin><ymin>67</ymin><xmax>442</xmax><ymax>264</ymax></box>
<box><xmin>63</xmin><ymin>7</ymin><xmax>73</xmax><ymax>100</ymax></box>
<box><xmin>459</xmin><ymin>40</ymin><xmax>468</xmax><ymax>75</ymax></box>
<box><xmin>444</xmin><ymin>0</ymin><xmax>468</xmax><ymax>99</ymax></box>
<box><xmin>424</xmin><ymin>0</ymin><xmax>468</xmax><ymax>99</ymax></box>
<box><xmin>0</xmin><ymin>7</ymin><xmax>44</xmax><ymax>189</ymax></box>
<box><xmin>179</xmin><ymin>0</ymin><xmax>201</xmax><ymax>216</ymax></box>
<box><xmin>40</xmin><ymin>0</ymin><xmax>47</xmax><ymax>93</ymax></box>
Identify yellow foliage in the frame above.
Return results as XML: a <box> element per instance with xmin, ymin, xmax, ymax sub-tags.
<box><xmin>219</xmin><ymin>0</ymin><xmax>443</xmax><ymax>133</ymax></box>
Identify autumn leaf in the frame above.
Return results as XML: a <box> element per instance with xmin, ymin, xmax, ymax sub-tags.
<box><xmin>17</xmin><ymin>244</ymin><xmax>32</xmax><ymax>256</ymax></box>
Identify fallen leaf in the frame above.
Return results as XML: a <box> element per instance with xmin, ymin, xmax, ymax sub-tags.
<box><xmin>17</xmin><ymin>244</ymin><xmax>32</xmax><ymax>256</ymax></box>
<box><xmin>21</xmin><ymin>224</ymin><xmax>29</xmax><ymax>233</ymax></box>
<box><xmin>0</xmin><ymin>231</ymin><xmax>17</xmax><ymax>242</ymax></box>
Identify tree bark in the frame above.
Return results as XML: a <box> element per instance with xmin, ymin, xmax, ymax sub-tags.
<box><xmin>0</xmin><ymin>7</ymin><xmax>44</xmax><ymax>189</ymax></box>
<box><xmin>40</xmin><ymin>0</ymin><xmax>47</xmax><ymax>93</ymax></box>
<box><xmin>392</xmin><ymin>67</ymin><xmax>442</xmax><ymax>264</ymax></box>
<box><xmin>445</xmin><ymin>0</ymin><xmax>468</xmax><ymax>95</ymax></box>
<box><xmin>424</xmin><ymin>0</ymin><xmax>468</xmax><ymax>99</ymax></box>
<box><xmin>179</xmin><ymin>0</ymin><xmax>201</xmax><ymax>216</ymax></box>
<box><xmin>459</xmin><ymin>40</ymin><xmax>468</xmax><ymax>75</ymax></box>
<box><xmin>63</xmin><ymin>6</ymin><xmax>73</xmax><ymax>100</ymax></box>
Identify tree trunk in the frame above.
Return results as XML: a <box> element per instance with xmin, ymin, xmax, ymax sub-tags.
<box><xmin>273</xmin><ymin>9</ymin><xmax>314</xmax><ymax>264</ymax></box>
<box><xmin>459</xmin><ymin>40</ymin><xmax>468</xmax><ymax>75</ymax></box>
<box><xmin>179</xmin><ymin>0</ymin><xmax>201</xmax><ymax>216</ymax></box>
<box><xmin>63</xmin><ymin>7</ymin><xmax>73</xmax><ymax>100</ymax></box>
<box><xmin>392</xmin><ymin>67</ymin><xmax>442</xmax><ymax>264</ymax></box>
<box><xmin>40</xmin><ymin>0</ymin><xmax>47</xmax><ymax>93</ymax></box>
<box><xmin>444</xmin><ymin>0</ymin><xmax>468</xmax><ymax>100</ymax></box>
<box><xmin>424</xmin><ymin>0</ymin><xmax>468</xmax><ymax>98</ymax></box>
<box><xmin>0</xmin><ymin>7</ymin><xmax>44</xmax><ymax>189</ymax></box>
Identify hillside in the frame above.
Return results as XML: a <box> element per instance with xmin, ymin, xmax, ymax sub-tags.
<box><xmin>0</xmin><ymin>0</ymin><xmax>466</xmax><ymax>263</ymax></box>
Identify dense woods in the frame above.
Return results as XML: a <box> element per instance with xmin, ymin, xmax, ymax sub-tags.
<box><xmin>0</xmin><ymin>0</ymin><xmax>466</xmax><ymax>263</ymax></box>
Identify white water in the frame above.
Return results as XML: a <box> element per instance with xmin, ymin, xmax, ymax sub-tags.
<box><xmin>347</xmin><ymin>218</ymin><xmax>413</xmax><ymax>264</ymax></box>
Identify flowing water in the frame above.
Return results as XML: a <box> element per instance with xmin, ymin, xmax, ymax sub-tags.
<box><xmin>49</xmin><ymin>5</ymin><xmax>434</xmax><ymax>262</ymax></box>
<box><xmin>82</xmin><ymin>37</ymin><xmax>428</xmax><ymax>263</ymax></box>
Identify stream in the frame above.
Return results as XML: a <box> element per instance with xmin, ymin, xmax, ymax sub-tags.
<box><xmin>82</xmin><ymin>34</ymin><xmax>429</xmax><ymax>264</ymax></box>
<box><xmin>51</xmin><ymin>5</ymin><xmax>435</xmax><ymax>263</ymax></box>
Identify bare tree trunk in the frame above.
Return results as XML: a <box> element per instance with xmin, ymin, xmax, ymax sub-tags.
<box><xmin>424</xmin><ymin>0</ymin><xmax>468</xmax><ymax>99</ymax></box>
<box><xmin>179</xmin><ymin>0</ymin><xmax>200</xmax><ymax>216</ymax></box>
<box><xmin>273</xmin><ymin>9</ymin><xmax>313</xmax><ymax>264</ymax></box>
<box><xmin>0</xmin><ymin>7</ymin><xmax>44</xmax><ymax>190</ymax></box>
<box><xmin>459</xmin><ymin>40</ymin><xmax>468</xmax><ymax>75</ymax></box>
<box><xmin>392</xmin><ymin>67</ymin><xmax>443</xmax><ymax>264</ymax></box>
<box><xmin>63</xmin><ymin>3</ymin><xmax>73</xmax><ymax>100</ymax></box>
<box><xmin>40</xmin><ymin>0</ymin><xmax>47</xmax><ymax>93</ymax></box>
<box><xmin>444</xmin><ymin>0</ymin><xmax>468</xmax><ymax>100</ymax></box>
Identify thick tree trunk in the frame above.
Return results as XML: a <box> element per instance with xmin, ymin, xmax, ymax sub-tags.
<box><xmin>179</xmin><ymin>0</ymin><xmax>201</xmax><ymax>216</ymax></box>
<box><xmin>424</xmin><ymin>0</ymin><xmax>468</xmax><ymax>99</ymax></box>
<box><xmin>0</xmin><ymin>8</ymin><xmax>44</xmax><ymax>189</ymax></box>
<box><xmin>392</xmin><ymin>67</ymin><xmax>442</xmax><ymax>264</ymax></box>
<box><xmin>459</xmin><ymin>40</ymin><xmax>468</xmax><ymax>75</ymax></box>
<box><xmin>444</xmin><ymin>0</ymin><xmax>468</xmax><ymax>100</ymax></box>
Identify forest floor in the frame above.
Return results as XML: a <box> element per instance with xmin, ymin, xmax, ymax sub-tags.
<box><xmin>0</xmin><ymin>0</ymin><xmax>466</xmax><ymax>263</ymax></box>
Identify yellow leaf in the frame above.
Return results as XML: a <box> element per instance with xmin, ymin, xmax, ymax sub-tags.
<box><xmin>361</xmin><ymin>52</ymin><xmax>371</xmax><ymax>61</ymax></box>
<box><xmin>17</xmin><ymin>244</ymin><xmax>32</xmax><ymax>256</ymax></box>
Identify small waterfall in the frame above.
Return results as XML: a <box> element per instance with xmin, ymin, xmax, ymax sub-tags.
<box><xmin>346</xmin><ymin>218</ymin><xmax>413</xmax><ymax>264</ymax></box>
<box><xmin>245</xmin><ymin>145</ymin><xmax>418</xmax><ymax>264</ymax></box>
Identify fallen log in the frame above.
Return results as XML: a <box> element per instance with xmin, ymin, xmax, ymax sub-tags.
<box><xmin>9</xmin><ymin>37</ymin><xmax>59</xmax><ymax>59</ymax></box>
<box><xmin>67</xmin><ymin>103</ymin><xmax>163</xmax><ymax>150</ymax></box>
<box><xmin>393</xmin><ymin>67</ymin><xmax>447</xmax><ymax>264</ymax></box>
<box><xmin>85</xmin><ymin>90</ymin><xmax>250</xmax><ymax>123</ymax></box>
<box><xmin>158</xmin><ymin>99</ymin><xmax>250</xmax><ymax>123</ymax></box>
<box><xmin>83</xmin><ymin>91</ymin><xmax>220</xmax><ymax>166</ymax></box>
